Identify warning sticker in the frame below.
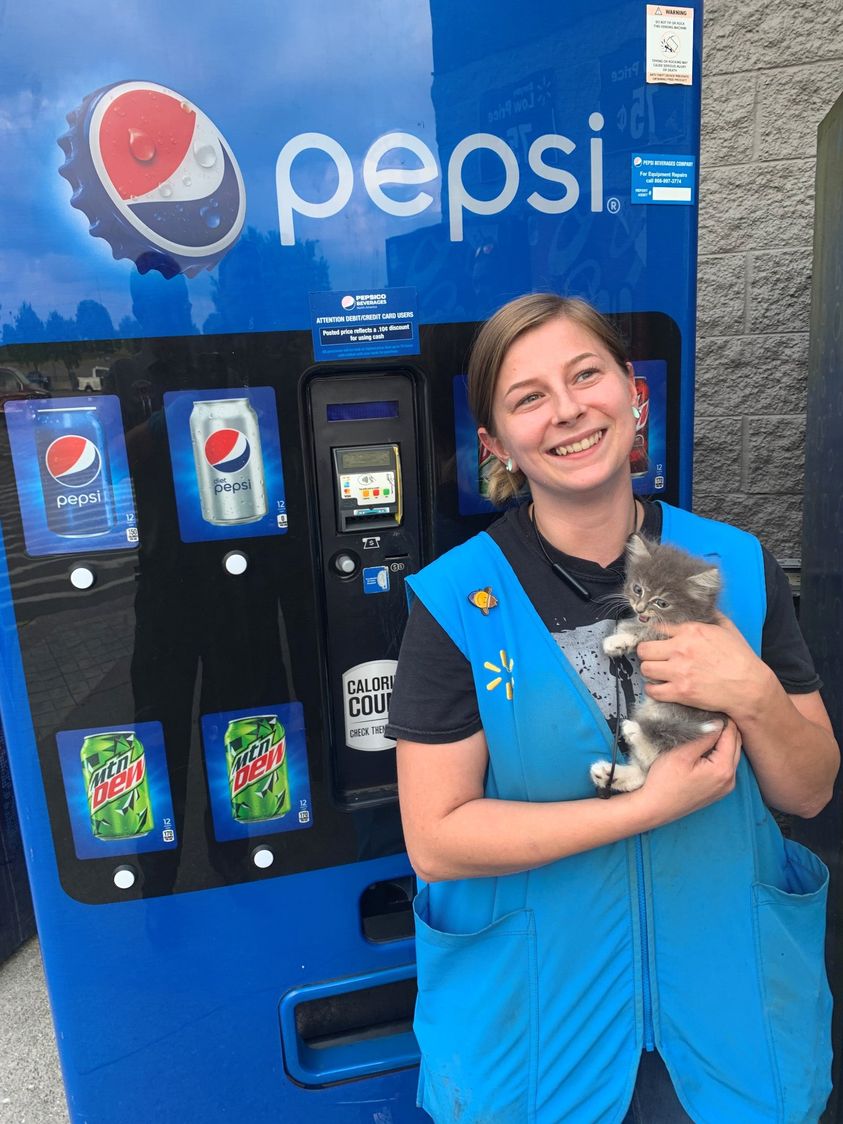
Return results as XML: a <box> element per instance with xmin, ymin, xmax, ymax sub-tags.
<box><xmin>646</xmin><ymin>5</ymin><xmax>694</xmax><ymax>85</ymax></box>
<box><xmin>342</xmin><ymin>659</ymin><xmax>397</xmax><ymax>752</ymax></box>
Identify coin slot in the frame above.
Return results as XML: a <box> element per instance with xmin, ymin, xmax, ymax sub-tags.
<box><xmin>360</xmin><ymin>876</ymin><xmax>415</xmax><ymax>942</ymax></box>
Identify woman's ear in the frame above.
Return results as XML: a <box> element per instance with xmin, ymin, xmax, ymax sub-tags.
<box><xmin>477</xmin><ymin>427</ymin><xmax>508</xmax><ymax>464</ymax></box>
<box><xmin>626</xmin><ymin>361</ymin><xmax>637</xmax><ymax>404</ymax></box>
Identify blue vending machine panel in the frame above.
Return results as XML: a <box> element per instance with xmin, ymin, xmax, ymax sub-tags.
<box><xmin>0</xmin><ymin>1</ymin><xmax>702</xmax><ymax>1120</ymax></box>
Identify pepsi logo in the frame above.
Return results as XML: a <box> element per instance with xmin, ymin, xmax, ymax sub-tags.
<box><xmin>45</xmin><ymin>435</ymin><xmax>102</xmax><ymax>488</ymax></box>
<box><xmin>59</xmin><ymin>81</ymin><xmax>245</xmax><ymax>277</ymax></box>
<box><xmin>204</xmin><ymin>428</ymin><xmax>250</xmax><ymax>473</ymax></box>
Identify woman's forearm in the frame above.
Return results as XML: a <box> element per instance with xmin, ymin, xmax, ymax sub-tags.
<box><xmin>410</xmin><ymin>789</ymin><xmax>655</xmax><ymax>882</ymax></box>
<box><xmin>734</xmin><ymin>670</ymin><xmax>839</xmax><ymax>818</ymax></box>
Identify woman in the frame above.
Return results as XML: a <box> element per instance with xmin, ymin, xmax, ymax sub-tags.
<box><xmin>386</xmin><ymin>294</ymin><xmax>838</xmax><ymax>1123</ymax></box>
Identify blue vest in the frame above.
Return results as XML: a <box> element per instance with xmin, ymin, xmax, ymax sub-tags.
<box><xmin>406</xmin><ymin>504</ymin><xmax>832</xmax><ymax>1124</ymax></box>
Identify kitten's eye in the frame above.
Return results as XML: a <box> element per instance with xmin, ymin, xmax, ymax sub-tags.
<box><xmin>632</xmin><ymin>583</ymin><xmax>643</xmax><ymax>596</ymax></box>
<box><xmin>653</xmin><ymin>598</ymin><xmax>670</xmax><ymax>610</ymax></box>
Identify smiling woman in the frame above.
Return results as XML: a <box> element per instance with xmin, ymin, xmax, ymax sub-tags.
<box><xmin>387</xmin><ymin>292</ymin><xmax>838</xmax><ymax>1123</ymax></box>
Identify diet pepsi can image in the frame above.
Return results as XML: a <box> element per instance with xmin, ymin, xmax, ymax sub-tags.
<box><xmin>190</xmin><ymin>398</ymin><xmax>268</xmax><ymax>525</ymax></box>
<box><xmin>630</xmin><ymin>374</ymin><xmax>650</xmax><ymax>479</ymax></box>
<box><xmin>80</xmin><ymin>731</ymin><xmax>153</xmax><ymax>841</ymax></box>
<box><xmin>34</xmin><ymin>406</ymin><xmax>116</xmax><ymax>537</ymax></box>
<box><xmin>225</xmin><ymin>715</ymin><xmax>290</xmax><ymax>823</ymax></box>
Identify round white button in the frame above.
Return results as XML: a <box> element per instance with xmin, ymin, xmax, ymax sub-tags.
<box><xmin>253</xmin><ymin>848</ymin><xmax>274</xmax><ymax>869</ymax></box>
<box><xmin>223</xmin><ymin>552</ymin><xmax>248</xmax><ymax>576</ymax></box>
<box><xmin>113</xmin><ymin>867</ymin><xmax>136</xmax><ymax>890</ymax></box>
<box><xmin>335</xmin><ymin>554</ymin><xmax>356</xmax><ymax>574</ymax></box>
<box><xmin>70</xmin><ymin>566</ymin><xmax>95</xmax><ymax>590</ymax></box>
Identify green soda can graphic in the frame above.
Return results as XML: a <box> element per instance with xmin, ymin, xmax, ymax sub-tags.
<box><xmin>80</xmin><ymin>731</ymin><xmax>153</xmax><ymax>840</ymax></box>
<box><xmin>225</xmin><ymin>715</ymin><xmax>290</xmax><ymax>822</ymax></box>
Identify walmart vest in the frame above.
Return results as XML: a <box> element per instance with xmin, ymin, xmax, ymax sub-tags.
<box><xmin>406</xmin><ymin>503</ymin><xmax>831</xmax><ymax>1124</ymax></box>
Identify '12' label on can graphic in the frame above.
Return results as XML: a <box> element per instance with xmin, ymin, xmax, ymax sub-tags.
<box><xmin>225</xmin><ymin>715</ymin><xmax>290</xmax><ymax>822</ymax></box>
<box><xmin>190</xmin><ymin>399</ymin><xmax>268</xmax><ymax>525</ymax></box>
<box><xmin>34</xmin><ymin>407</ymin><xmax>116</xmax><ymax>538</ymax></box>
<box><xmin>80</xmin><ymin>731</ymin><xmax>153</xmax><ymax>840</ymax></box>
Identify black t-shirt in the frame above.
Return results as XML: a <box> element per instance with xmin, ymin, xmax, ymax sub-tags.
<box><xmin>385</xmin><ymin>500</ymin><xmax>820</xmax><ymax>744</ymax></box>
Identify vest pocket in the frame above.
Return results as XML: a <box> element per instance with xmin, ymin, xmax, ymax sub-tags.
<box><xmin>752</xmin><ymin>839</ymin><xmax>833</xmax><ymax>1121</ymax></box>
<box><xmin>413</xmin><ymin>886</ymin><xmax>538</xmax><ymax>1123</ymax></box>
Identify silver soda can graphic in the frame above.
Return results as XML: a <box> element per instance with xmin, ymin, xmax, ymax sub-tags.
<box><xmin>190</xmin><ymin>398</ymin><xmax>268</xmax><ymax>525</ymax></box>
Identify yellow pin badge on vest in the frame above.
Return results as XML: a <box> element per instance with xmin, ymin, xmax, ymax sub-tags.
<box><xmin>468</xmin><ymin>587</ymin><xmax>498</xmax><ymax>614</ymax></box>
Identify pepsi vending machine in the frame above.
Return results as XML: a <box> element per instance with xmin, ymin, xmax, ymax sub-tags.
<box><xmin>0</xmin><ymin>2</ymin><xmax>701</xmax><ymax>1119</ymax></box>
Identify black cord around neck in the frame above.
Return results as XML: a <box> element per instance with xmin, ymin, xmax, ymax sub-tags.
<box><xmin>529</xmin><ymin>506</ymin><xmax>593</xmax><ymax>601</ymax></box>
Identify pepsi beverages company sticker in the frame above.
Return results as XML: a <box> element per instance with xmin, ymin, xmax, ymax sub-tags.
<box><xmin>163</xmin><ymin>387</ymin><xmax>287</xmax><ymax>543</ymax></box>
<box><xmin>55</xmin><ymin>722</ymin><xmax>177</xmax><ymax>861</ymax></box>
<box><xmin>4</xmin><ymin>396</ymin><xmax>138</xmax><ymax>557</ymax></box>
<box><xmin>309</xmin><ymin>288</ymin><xmax>419</xmax><ymax>361</ymax></box>
<box><xmin>631</xmin><ymin>154</ymin><xmax>696</xmax><ymax>205</ymax></box>
<box><xmin>200</xmin><ymin>703</ymin><xmax>312</xmax><ymax>843</ymax></box>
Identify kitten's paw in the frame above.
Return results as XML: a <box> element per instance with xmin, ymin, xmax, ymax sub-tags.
<box><xmin>700</xmin><ymin>720</ymin><xmax>723</xmax><ymax>735</ymax></box>
<box><xmin>603</xmin><ymin>633</ymin><xmax>635</xmax><ymax>657</ymax></box>
<box><xmin>590</xmin><ymin>760</ymin><xmax>646</xmax><ymax>793</ymax></box>
<box><xmin>590</xmin><ymin>760</ymin><xmax>615</xmax><ymax>790</ymax></box>
<box><xmin>621</xmin><ymin>719</ymin><xmax>642</xmax><ymax>740</ymax></box>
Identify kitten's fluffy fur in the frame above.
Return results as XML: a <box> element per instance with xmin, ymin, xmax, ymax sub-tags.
<box><xmin>590</xmin><ymin>535</ymin><xmax>725</xmax><ymax>794</ymax></box>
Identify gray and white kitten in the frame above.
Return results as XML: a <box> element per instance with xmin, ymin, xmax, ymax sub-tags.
<box><xmin>590</xmin><ymin>534</ymin><xmax>725</xmax><ymax>794</ymax></box>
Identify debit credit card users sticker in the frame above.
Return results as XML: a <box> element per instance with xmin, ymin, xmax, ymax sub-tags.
<box><xmin>5</xmin><ymin>396</ymin><xmax>138</xmax><ymax>556</ymax></box>
<box><xmin>201</xmin><ymin>703</ymin><xmax>312</xmax><ymax>843</ymax></box>
<box><xmin>453</xmin><ymin>375</ymin><xmax>498</xmax><ymax>517</ymax></box>
<box><xmin>630</xmin><ymin>359</ymin><xmax>668</xmax><ymax>496</ymax></box>
<box><xmin>163</xmin><ymin>387</ymin><xmax>287</xmax><ymax>543</ymax></box>
<box><xmin>56</xmin><ymin>723</ymin><xmax>177</xmax><ymax>860</ymax></box>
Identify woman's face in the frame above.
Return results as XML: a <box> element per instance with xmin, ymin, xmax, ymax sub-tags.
<box><xmin>479</xmin><ymin>315</ymin><xmax>637</xmax><ymax>504</ymax></box>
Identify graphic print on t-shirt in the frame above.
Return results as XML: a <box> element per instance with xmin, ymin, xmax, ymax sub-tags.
<box><xmin>551</xmin><ymin>619</ymin><xmax>644</xmax><ymax>732</ymax></box>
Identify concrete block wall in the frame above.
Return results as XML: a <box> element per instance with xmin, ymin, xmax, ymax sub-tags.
<box><xmin>694</xmin><ymin>0</ymin><xmax>843</xmax><ymax>558</ymax></box>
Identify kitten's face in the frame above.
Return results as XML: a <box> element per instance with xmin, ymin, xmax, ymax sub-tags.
<box><xmin>623</xmin><ymin>535</ymin><xmax>721</xmax><ymax>626</ymax></box>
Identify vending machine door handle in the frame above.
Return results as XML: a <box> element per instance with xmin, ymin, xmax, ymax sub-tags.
<box><xmin>279</xmin><ymin>965</ymin><xmax>419</xmax><ymax>1087</ymax></box>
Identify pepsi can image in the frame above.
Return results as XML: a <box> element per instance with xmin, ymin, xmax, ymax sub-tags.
<box><xmin>34</xmin><ymin>406</ymin><xmax>115</xmax><ymax>538</ymax></box>
<box><xmin>190</xmin><ymin>399</ymin><xmax>268</xmax><ymax>525</ymax></box>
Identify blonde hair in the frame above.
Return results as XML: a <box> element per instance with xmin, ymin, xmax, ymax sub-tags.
<box><xmin>467</xmin><ymin>294</ymin><xmax>631</xmax><ymax>505</ymax></box>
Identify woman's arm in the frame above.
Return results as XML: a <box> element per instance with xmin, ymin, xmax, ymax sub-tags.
<box><xmin>637</xmin><ymin>616</ymin><xmax>839</xmax><ymax>818</ymax></box>
<box><xmin>397</xmin><ymin>721</ymin><xmax>742</xmax><ymax>883</ymax></box>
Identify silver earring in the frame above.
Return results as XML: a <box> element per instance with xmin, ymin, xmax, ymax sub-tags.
<box><xmin>631</xmin><ymin>404</ymin><xmax>641</xmax><ymax>420</ymax></box>
<box><xmin>505</xmin><ymin>457</ymin><xmax>514</xmax><ymax>473</ymax></box>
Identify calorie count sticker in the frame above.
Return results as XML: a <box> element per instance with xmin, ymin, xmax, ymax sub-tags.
<box><xmin>342</xmin><ymin>659</ymin><xmax>397</xmax><ymax>751</ymax></box>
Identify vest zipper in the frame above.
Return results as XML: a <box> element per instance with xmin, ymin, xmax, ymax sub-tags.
<box><xmin>635</xmin><ymin>834</ymin><xmax>655</xmax><ymax>1052</ymax></box>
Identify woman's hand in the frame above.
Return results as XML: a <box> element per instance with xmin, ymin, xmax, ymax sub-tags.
<box><xmin>636</xmin><ymin>614</ymin><xmax>766</xmax><ymax>724</ymax></box>
<box><xmin>635</xmin><ymin>719</ymin><xmax>742</xmax><ymax>827</ymax></box>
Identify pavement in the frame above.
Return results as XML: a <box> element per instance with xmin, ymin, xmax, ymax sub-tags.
<box><xmin>0</xmin><ymin>940</ymin><xmax>69</xmax><ymax>1124</ymax></box>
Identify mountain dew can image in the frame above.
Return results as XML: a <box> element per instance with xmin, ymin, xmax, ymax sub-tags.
<box><xmin>225</xmin><ymin>715</ymin><xmax>290</xmax><ymax>822</ymax></box>
<box><xmin>80</xmin><ymin>731</ymin><xmax>153</xmax><ymax>840</ymax></box>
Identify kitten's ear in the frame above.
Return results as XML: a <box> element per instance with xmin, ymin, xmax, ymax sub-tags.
<box><xmin>626</xmin><ymin>534</ymin><xmax>651</xmax><ymax>563</ymax></box>
<box><xmin>688</xmin><ymin>567</ymin><xmax>721</xmax><ymax>595</ymax></box>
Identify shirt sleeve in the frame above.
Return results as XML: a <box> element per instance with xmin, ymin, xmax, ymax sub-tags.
<box><xmin>385</xmin><ymin>600</ymin><xmax>483</xmax><ymax>743</ymax></box>
<box><xmin>760</xmin><ymin>547</ymin><xmax>822</xmax><ymax>694</ymax></box>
